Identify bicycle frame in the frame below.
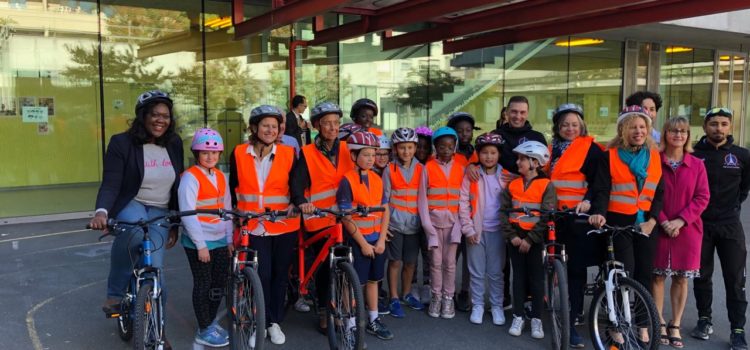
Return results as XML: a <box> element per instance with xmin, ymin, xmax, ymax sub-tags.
<box><xmin>297</xmin><ymin>222</ymin><xmax>351</xmax><ymax>297</ymax></box>
<box><xmin>542</xmin><ymin>219</ymin><xmax>567</xmax><ymax>264</ymax></box>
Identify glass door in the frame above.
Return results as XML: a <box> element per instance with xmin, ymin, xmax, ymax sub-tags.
<box><xmin>715</xmin><ymin>51</ymin><xmax>747</xmax><ymax>141</ymax></box>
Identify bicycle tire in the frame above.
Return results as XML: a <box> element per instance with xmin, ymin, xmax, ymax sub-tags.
<box><xmin>588</xmin><ymin>276</ymin><xmax>660</xmax><ymax>350</ymax></box>
<box><xmin>116</xmin><ymin>280</ymin><xmax>135</xmax><ymax>341</ymax></box>
<box><xmin>133</xmin><ymin>281</ymin><xmax>163</xmax><ymax>350</ymax></box>
<box><xmin>547</xmin><ymin>259</ymin><xmax>570</xmax><ymax>350</ymax></box>
<box><xmin>228</xmin><ymin>267</ymin><xmax>266</xmax><ymax>350</ymax></box>
<box><xmin>327</xmin><ymin>261</ymin><xmax>365</xmax><ymax>350</ymax></box>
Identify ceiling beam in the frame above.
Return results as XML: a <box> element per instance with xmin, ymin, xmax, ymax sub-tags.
<box><xmin>442</xmin><ymin>0</ymin><xmax>750</xmax><ymax>54</ymax></box>
<box><xmin>233</xmin><ymin>0</ymin><xmax>349</xmax><ymax>39</ymax></box>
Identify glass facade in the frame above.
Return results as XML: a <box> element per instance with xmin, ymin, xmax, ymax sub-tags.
<box><xmin>1</xmin><ymin>2</ymin><xmax>749</xmax><ymax>218</ymax></box>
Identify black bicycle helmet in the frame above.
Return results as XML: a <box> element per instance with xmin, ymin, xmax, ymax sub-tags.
<box><xmin>350</xmin><ymin>98</ymin><xmax>378</xmax><ymax>120</ymax></box>
<box><xmin>135</xmin><ymin>90</ymin><xmax>172</xmax><ymax>114</ymax></box>
<box><xmin>446</xmin><ymin>111</ymin><xmax>480</xmax><ymax>130</ymax></box>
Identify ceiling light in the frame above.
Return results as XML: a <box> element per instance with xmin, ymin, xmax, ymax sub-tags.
<box><xmin>554</xmin><ymin>38</ymin><xmax>604</xmax><ymax>47</ymax></box>
<box><xmin>665</xmin><ymin>46</ymin><xmax>693</xmax><ymax>53</ymax></box>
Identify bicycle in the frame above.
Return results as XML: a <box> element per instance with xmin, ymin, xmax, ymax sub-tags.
<box><xmin>296</xmin><ymin>205</ymin><xmax>385</xmax><ymax>350</ymax></box>
<box><xmin>221</xmin><ymin>208</ymin><xmax>290</xmax><ymax>350</ymax></box>
<box><xmin>507</xmin><ymin>207</ymin><xmax>582</xmax><ymax>350</ymax></box>
<box><xmin>88</xmin><ymin>209</ymin><xmax>209</xmax><ymax>350</ymax></box>
<box><xmin>582</xmin><ymin>218</ymin><xmax>660</xmax><ymax>350</ymax></box>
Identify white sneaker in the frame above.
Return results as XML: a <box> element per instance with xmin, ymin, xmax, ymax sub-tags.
<box><xmin>294</xmin><ymin>297</ymin><xmax>311</xmax><ymax>312</ymax></box>
<box><xmin>249</xmin><ymin>330</ymin><xmax>256</xmax><ymax>348</ymax></box>
<box><xmin>491</xmin><ymin>306</ymin><xmax>506</xmax><ymax>326</ymax></box>
<box><xmin>267</xmin><ymin>323</ymin><xmax>286</xmax><ymax>345</ymax></box>
<box><xmin>470</xmin><ymin>305</ymin><xmax>484</xmax><ymax>324</ymax></box>
<box><xmin>531</xmin><ymin>318</ymin><xmax>544</xmax><ymax>339</ymax></box>
<box><xmin>509</xmin><ymin>315</ymin><xmax>525</xmax><ymax>336</ymax></box>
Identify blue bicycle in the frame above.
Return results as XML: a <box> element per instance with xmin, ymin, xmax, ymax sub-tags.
<box><xmin>89</xmin><ymin>209</ymin><xmax>210</xmax><ymax>350</ymax></box>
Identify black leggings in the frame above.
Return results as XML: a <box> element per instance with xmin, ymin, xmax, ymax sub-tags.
<box><xmin>185</xmin><ymin>246</ymin><xmax>230</xmax><ymax>330</ymax></box>
<box><xmin>509</xmin><ymin>243</ymin><xmax>544</xmax><ymax>318</ymax></box>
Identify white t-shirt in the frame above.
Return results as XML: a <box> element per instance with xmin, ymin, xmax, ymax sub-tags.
<box><xmin>135</xmin><ymin>144</ymin><xmax>175</xmax><ymax>208</ymax></box>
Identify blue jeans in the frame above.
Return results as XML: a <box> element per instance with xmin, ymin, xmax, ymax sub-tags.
<box><xmin>107</xmin><ymin>200</ymin><xmax>169</xmax><ymax>299</ymax></box>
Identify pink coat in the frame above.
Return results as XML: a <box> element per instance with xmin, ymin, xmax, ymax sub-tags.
<box><xmin>654</xmin><ymin>152</ymin><xmax>710</xmax><ymax>272</ymax></box>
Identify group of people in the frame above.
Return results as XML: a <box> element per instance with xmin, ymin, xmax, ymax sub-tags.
<box><xmin>89</xmin><ymin>90</ymin><xmax>748</xmax><ymax>350</ymax></box>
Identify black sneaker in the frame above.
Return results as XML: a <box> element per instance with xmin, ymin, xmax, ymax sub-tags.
<box><xmin>690</xmin><ymin>317</ymin><xmax>713</xmax><ymax>340</ymax></box>
<box><xmin>366</xmin><ymin>318</ymin><xmax>394</xmax><ymax>340</ymax></box>
<box><xmin>456</xmin><ymin>290</ymin><xmax>471</xmax><ymax>312</ymax></box>
<box><xmin>731</xmin><ymin>329</ymin><xmax>748</xmax><ymax>350</ymax></box>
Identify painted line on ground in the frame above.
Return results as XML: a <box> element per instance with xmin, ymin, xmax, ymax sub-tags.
<box><xmin>0</xmin><ymin>229</ymin><xmax>90</xmax><ymax>244</ymax></box>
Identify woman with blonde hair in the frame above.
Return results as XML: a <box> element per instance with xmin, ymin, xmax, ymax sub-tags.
<box><xmin>652</xmin><ymin>116</ymin><xmax>710</xmax><ymax>348</ymax></box>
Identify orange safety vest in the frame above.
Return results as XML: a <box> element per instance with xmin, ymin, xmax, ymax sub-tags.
<box><xmin>550</xmin><ymin>136</ymin><xmax>594</xmax><ymax>210</ymax></box>
<box><xmin>368</xmin><ymin>127</ymin><xmax>384</xmax><ymax>136</ymax></box>
<box><xmin>508</xmin><ymin>177</ymin><xmax>551</xmax><ymax>231</ymax></box>
<box><xmin>454</xmin><ymin>151</ymin><xmax>479</xmax><ymax>167</ymax></box>
<box><xmin>301</xmin><ymin>141</ymin><xmax>355</xmax><ymax>232</ymax></box>
<box><xmin>343</xmin><ymin>170</ymin><xmax>384</xmax><ymax>238</ymax></box>
<box><xmin>233</xmin><ymin>144</ymin><xmax>300</xmax><ymax>235</ymax></box>
<box><xmin>387</xmin><ymin>162</ymin><xmax>422</xmax><ymax>215</ymax></box>
<box><xmin>607</xmin><ymin>148</ymin><xmax>662</xmax><ymax>215</ymax></box>
<box><xmin>185</xmin><ymin>166</ymin><xmax>226</xmax><ymax>224</ymax></box>
<box><xmin>425</xmin><ymin>159</ymin><xmax>465</xmax><ymax>213</ymax></box>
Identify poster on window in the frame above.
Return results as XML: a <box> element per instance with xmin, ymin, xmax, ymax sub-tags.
<box><xmin>19</xmin><ymin>96</ymin><xmax>36</xmax><ymax>108</ymax></box>
<box><xmin>39</xmin><ymin>97</ymin><xmax>54</xmax><ymax>116</ymax></box>
<box><xmin>0</xmin><ymin>96</ymin><xmax>16</xmax><ymax>116</ymax></box>
<box><xmin>37</xmin><ymin>122</ymin><xmax>50</xmax><ymax>135</ymax></box>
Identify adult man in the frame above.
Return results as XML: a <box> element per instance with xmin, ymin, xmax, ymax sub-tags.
<box><xmin>277</xmin><ymin>109</ymin><xmax>300</xmax><ymax>156</ymax></box>
<box><xmin>690</xmin><ymin>107</ymin><xmax>749</xmax><ymax>350</ymax></box>
<box><xmin>285</xmin><ymin>95</ymin><xmax>311</xmax><ymax>146</ymax></box>
<box><xmin>494</xmin><ymin>95</ymin><xmax>548</xmax><ymax>176</ymax></box>
<box><xmin>625</xmin><ymin>91</ymin><xmax>663</xmax><ymax>144</ymax></box>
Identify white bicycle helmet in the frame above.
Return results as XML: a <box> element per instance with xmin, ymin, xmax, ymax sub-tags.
<box><xmin>512</xmin><ymin>141</ymin><xmax>550</xmax><ymax>166</ymax></box>
<box><xmin>378</xmin><ymin>135</ymin><xmax>391</xmax><ymax>149</ymax></box>
<box><xmin>391</xmin><ymin>127</ymin><xmax>418</xmax><ymax>145</ymax></box>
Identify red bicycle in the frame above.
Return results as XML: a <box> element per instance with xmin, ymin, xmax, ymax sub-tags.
<box><xmin>296</xmin><ymin>206</ymin><xmax>384</xmax><ymax>350</ymax></box>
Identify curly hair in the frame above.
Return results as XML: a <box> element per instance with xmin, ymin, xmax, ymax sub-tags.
<box><xmin>625</xmin><ymin>91</ymin><xmax>663</xmax><ymax>111</ymax></box>
<box><xmin>127</xmin><ymin>100</ymin><xmax>177</xmax><ymax>146</ymax></box>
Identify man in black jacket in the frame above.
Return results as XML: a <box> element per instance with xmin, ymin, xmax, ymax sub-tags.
<box><xmin>285</xmin><ymin>95</ymin><xmax>310</xmax><ymax>146</ymax></box>
<box><xmin>690</xmin><ymin>107</ymin><xmax>749</xmax><ymax>350</ymax></box>
<box><xmin>494</xmin><ymin>95</ymin><xmax>548</xmax><ymax>175</ymax></box>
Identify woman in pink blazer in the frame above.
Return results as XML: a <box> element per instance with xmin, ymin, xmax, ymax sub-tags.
<box><xmin>652</xmin><ymin>116</ymin><xmax>710</xmax><ymax>348</ymax></box>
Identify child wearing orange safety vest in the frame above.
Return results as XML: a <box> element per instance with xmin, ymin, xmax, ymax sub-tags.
<box><xmin>500</xmin><ymin>141</ymin><xmax>557</xmax><ymax>340</ymax></box>
<box><xmin>337</xmin><ymin>131</ymin><xmax>394</xmax><ymax>341</ymax></box>
<box><xmin>178</xmin><ymin>128</ymin><xmax>233</xmax><ymax>347</ymax></box>
<box><xmin>418</xmin><ymin>126</ymin><xmax>466</xmax><ymax>319</ymax></box>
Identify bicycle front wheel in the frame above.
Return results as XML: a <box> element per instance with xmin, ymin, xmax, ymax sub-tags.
<box><xmin>116</xmin><ymin>280</ymin><xmax>135</xmax><ymax>341</ymax></box>
<box><xmin>588</xmin><ymin>276</ymin><xmax>660</xmax><ymax>350</ymax></box>
<box><xmin>327</xmin><ymin>261</ymin><xmax>365</xmax><ymax>350</ymax></box>
<box><xmin>228</xmin><ymin>267</ymin><xmax>266</xmax><ymax>350</ymax></box>
<box><xmin>133</xmin><ymin>282</ymin><xmax>163</xmax><ymax>350</ymax></box>
<box><xmin>546</xmin><ymin>259</ymin><xmax>570</xmax><ymax>350</ymax></box>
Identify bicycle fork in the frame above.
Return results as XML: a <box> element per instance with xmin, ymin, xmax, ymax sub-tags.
<box><xmin>604</xmin><ymin>268</ymin><xmax>631</xmax><ymax>327</ymax></box>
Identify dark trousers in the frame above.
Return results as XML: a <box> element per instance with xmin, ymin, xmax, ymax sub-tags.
<box><xmin>509</xmin><ymin>243</ymin><xmax>544</xmax><ymax>318</ymax></box>
<box><xmin>694</xmin><ymin>221</ymin><xmax>748</xmax><ymax>329</ymax></box>
<box><xmin>250</xmin><ymin>233</ymin><xmax>297</xmax><ymax>326</ymax></box>
<box><xmin>612</xmin><ymin>227</ymin><xmax>657</xmax><ymax>292</ymax></box>
<box><xmin>503</xmin><ymin>246</ymin><xmax>511</xmax><ymax>304</ymax></box>
<box><xmin>456</xmin><ymin>235</ymin><xmax>470</xmax><ymax>292</ymax></box>
<box><xmin>558</xmin><ymin>217</ymin><xmax>605</xmax><ymax>318</ymax></box>
<box><xmin>184</xmin><ymin>246</ymin><xmax>230</xmax><ymax>330</ymax></box>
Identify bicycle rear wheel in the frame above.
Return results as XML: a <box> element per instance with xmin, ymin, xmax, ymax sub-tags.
<box><xmin>588</xmin><ymin>276</ymin><xmax>659</xmax><ymax>350</ymax></box>
<box><xmin>327</xmin><ymin>261</ymin><xmax>365</xmax><ymax>350</ymax></box>
<box><xmin>546</xmin><ymin>259</ymin><xmax>570</xmax><ymax>350</ymax></box>
<box><xmin>228</xmin><ymin>266</ymin><xmax>266</xmax><ymax>350</ymax></box>
<box><xmin>133</xmin><ymin>281</ymin><xmax>163</xmax><ymax>350</ymax></box>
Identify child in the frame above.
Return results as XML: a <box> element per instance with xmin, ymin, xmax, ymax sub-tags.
<box><xmin>500</xmin><ymin>141</ymin><xmax>556</xmax><ymax>339</ymax></box>
<box><xmin>447</xmin><ymin>111</ymin><xmax>480</xmax><ymax>312</ymax></box>
<box><xmin>418</xmin><ymin>126</ymin><xmax>466</xmax><ymax>319</ymax></box>
<box><xmin>178</xmin><ymin>128</ymin><xmax>233</xmax><ymax>347</ymax></box>
<box><xmin>413</xmin><ymin>125</ymin><xmax>433</xmax><ymax>303</ymax></box>
<box><xmin>458</xmin><ymin>132</ymin><xmax>506</xmax><ymax>326</ymax></box>
<box><xmin>374</xmin><ymin>134</ymin><xmax>392</xmax><ymax>176</ymax></box>
<box><xmin>383</xmin><ymin>128</ymin><xmax>424</xmax><ymax>318</ymax></box>
<box><xmin>337</xmin><ymin>131</ymin><xmax>394</xmax><ymax>340</ymax></box>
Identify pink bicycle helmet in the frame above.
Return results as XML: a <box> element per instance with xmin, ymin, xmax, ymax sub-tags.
<box><xmin>191</xmin><ymin>128</ymin><xmax>224</xmax><ymax>151</ymax></box>
<box><xmin>347</xmin><ymin>131</ymin><xmax>380</xmax><ymax>151</ymax></box>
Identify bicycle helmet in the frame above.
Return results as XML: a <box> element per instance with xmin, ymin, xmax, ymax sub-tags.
<box><xmin>617</xmin><ymin>105</ymin><xmax>651</xmax><ymax>127</ymax></box>
<box><xmin>136</xmin><ymin>90</ymin><xmax>172</xmax><ymax>114</ymax></box>
<box><xmin>391</xmin><ymin>127</ymin><xmax>418</xmax><ymax>145</ymax></box>
<box><xmin>249</xmin><ymin>105</ymin><xmax>283</xmax><ymax>126</ymax></box>
<box><xmin>347</xmin><ymin>131</ymin><xmax>380</xmax><ymax>151</ymax></box>
<box><xmin>431</xmin><ymin>126</ymin><xmax>459</xmax><ymax>146</ymax></box>
<box><xmin>446</xmin><ymin>111</ymin><xmax>480</xmax><ymax>130</ymax></box>
<box><xmin>378</xmin><ymin>135</ymin><xmax>391</xmax><ymax>150</ymax></box>
<box><xmin>512</xmin><ymin>140</ymin><xmax>550</xmax><ymax>166</ymax></box>
<box><xmin>338</xmin><ymin>122</ymin><xmax>366</xmax><ymax>141</ymax></box>
<box><xmin>553</xmin><ymin>103</ymin><xmax>584</xmax><ymax>125</ymax></box>
<box><xmin>191</xmin><ymin>128</ymin><xmax>224</xmax><ymax>151</ymax></box>
<box><xmin>350</xmin><ymin>98</ymin><xmax>378</xmax><ymax>119</ymax></box>
<box><xmin>415</xmin><ymin>125</ymin><xmax>433</xmax><ymax>137</ymax></box>
<box><xmin>310</xmin><ymin>101</ymin><xmax>343</xmax><ymax>127</ymax></box>
<box><xmin>474</xmin><ymin>132</ymin><xmax>504</xmax><ymax>152</ymax></box>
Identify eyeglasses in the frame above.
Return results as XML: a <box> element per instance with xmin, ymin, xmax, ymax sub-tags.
<box><xmin>667</xmin><ymin>129</ymin><xmax>689</xmax><ymax>135</ymax></box>
<box><xmin>705</xmin><ymin>107</ymin><xmax>733</xmax><ymax>119</ymax></box>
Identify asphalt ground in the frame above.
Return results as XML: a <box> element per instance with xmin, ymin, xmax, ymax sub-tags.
<box><xmin>1</xmin><ymin>207</ymin><xmax>748</xmax><ymax>350</ymax></box>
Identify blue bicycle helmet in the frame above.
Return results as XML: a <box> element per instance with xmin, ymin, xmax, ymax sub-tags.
<box><xmin>432</xmin><ymin>126</ymin><xmax>459</xmax><ymax>146</ymax></box>
<box><xmin>310</xmin><ymin>101</ymin><xmax>343</xmax><ymax>127</ymax></box>
<box><xmin>249</xmin><ymin>105</ymin><xmax>283</xmax><ymax>126</ymax></box>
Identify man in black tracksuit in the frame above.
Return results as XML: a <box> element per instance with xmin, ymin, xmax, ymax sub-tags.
<box><xmin>690</xmin><ymin>107</ymin><xmax>749</xmax><ymax>350</ymax></box>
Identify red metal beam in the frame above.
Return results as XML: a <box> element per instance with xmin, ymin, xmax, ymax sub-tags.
<box><xmin>383</xmin><ymin>0</ymin><xmax>658</xmax><ymax>51</ymax></box>
<box><xmin>309</xmin><ymin>0</ymin><xmax>504</xmax><ymax>46</ymax></box>
<box><xmin>232</xmin><ymin>0</ymin><xmax>243</xmax><ymax>25</ymax></box>
<box><xmin>234</xmin><ymin>0</ymin><xmax>349</xmax><ymax>39</ymax></box>
<box><xmin>442</xmin><ymin>0</ymin><xmax>750</xmax><ymax>54</ymax></box>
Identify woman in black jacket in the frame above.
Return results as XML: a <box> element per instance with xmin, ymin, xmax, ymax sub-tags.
<box><xmin>88</xmin><ymin>90</ymin><xmax>184</xmax><ymax>323</ymax></box>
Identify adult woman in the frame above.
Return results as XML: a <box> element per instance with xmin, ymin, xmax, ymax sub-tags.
<box><xmin>652</xmin><ymin>116</ymin><xmax>710</xmax><ymax>348</ymax></box>
<box><xmin>589</xmin><ymin>105</ymin><xmax>664</xmax><ymax>344</ymax></box>
<box><xmin>230</xmin><ymin>105</ymin><xmax>300</xmax><ymax>345</ymax></box>
<box><xmin>89</xmin><ymin>90</ymin><xmax>184</xmax><ymax>348</ymax></box>
<box><xmin>548</xmin><ymin>103</ymin><xmax>604</xmax><ymax>348</ymax></box>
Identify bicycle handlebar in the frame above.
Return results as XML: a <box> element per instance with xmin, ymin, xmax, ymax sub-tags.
<box><xmin>312</xmin><ymin>206</ymin><xmax>386</xmax><ymax>218</ymax></box>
